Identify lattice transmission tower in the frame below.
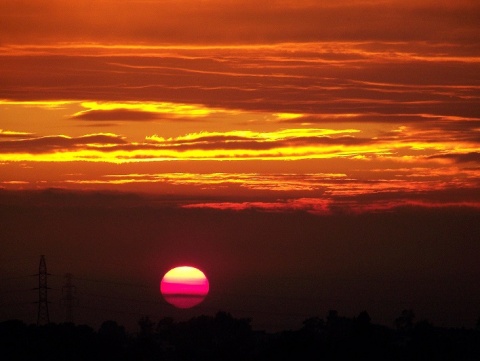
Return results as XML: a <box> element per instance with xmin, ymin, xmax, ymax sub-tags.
<box><xmin>36</xmin><ymin>255</ymin><xmax>50</xmax><ymax>325</ymax></box>
<box><xmin>61</xmin><ymin>273</ymin><xmax>77</xmax><ymax>323</ymax></box>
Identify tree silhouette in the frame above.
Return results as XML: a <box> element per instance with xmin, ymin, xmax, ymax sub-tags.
<box><xmin>1</xmin><ymin>311</ymin><xmax>480</xmax><ymax>360</ymax></box>
<box><xmin>138</xmin><ymin>315</ymin><xmax>155</xmax><ymax>338</ymax></box>
<box><xmin>395</xmin><ymin>309</ymin><xmax>415</xmax><ymax>333</ymax></box>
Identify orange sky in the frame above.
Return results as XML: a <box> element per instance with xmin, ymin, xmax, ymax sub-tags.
<box><xmin>1</xmin><ymin>1</ymin><xmax>480</xmax><ymax>331</ymax></box>
<box><xmin>1</xmin><ymin>0</ymin><xmax>479</xmax><ymax>212</ymax></box>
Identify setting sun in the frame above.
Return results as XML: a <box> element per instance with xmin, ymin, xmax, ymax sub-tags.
<box><xmin>0</xmin><ymin>0</ymin><xmax>479</xmax><ymax>345</ymax></box>
<box><xmin>160</xmin><ymin>266</ymin><xmax>210</xmax><ymax>309</ymax></box>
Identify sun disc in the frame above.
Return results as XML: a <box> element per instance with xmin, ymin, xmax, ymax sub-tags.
<box><xmin>160</xmin><ymin>266</ymin><xmax>209</xmax><ymax>308</ymax></box>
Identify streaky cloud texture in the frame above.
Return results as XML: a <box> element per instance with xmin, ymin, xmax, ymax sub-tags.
<box><xmin>1</xmin><ymin>1</ymin><xmax>479</xmax><ymax>44</ymax></box>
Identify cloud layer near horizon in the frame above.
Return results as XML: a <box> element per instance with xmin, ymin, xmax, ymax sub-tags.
<box><xmin>1</xmin><ymin>0</ymin><xmax>479</xmax><ymax>44</ymax></box>
<box><xmin>0</xmin><ymin>1</ymin><xmax>479</xmax><ymax>212</ymax></box>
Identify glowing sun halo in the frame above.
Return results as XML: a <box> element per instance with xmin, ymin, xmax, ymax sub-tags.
<box><xmin>160</xmin><ymin>266</ymin><xmax>209</xmax><ymax>309</ymax></box>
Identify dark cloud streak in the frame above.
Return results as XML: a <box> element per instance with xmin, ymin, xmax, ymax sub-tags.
<box><xmin>1</xmin><ymin>43</ymin><xmax>478</xmax><ymax>121</ymax></box>
<box><xmin>429</xmin><ymin>152</ymin><xmax>480</xmax><ymax>164</ymax></box>
<box><xmin>0</xmin><ymin>134</ymin><xmax>126</xmax><ymax>154</ymax></box>
<box><xmin>71</xmin><ymin>109</ymin><xmax>161</xmax><ymax>121</ymax></box>
<box><xmin>1</xmin><ymin>1</ymin><xmax>479</xmax><ymax>44</ymax></box>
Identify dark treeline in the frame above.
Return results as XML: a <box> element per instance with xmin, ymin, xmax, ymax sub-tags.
<box><xmin>1</xmin><ymin>310</ymin><xmax>480</xmax><ymax>361</ymax></box>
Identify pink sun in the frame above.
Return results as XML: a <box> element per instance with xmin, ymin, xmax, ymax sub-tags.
<box><xmin>160</xmin><ymin>266</ymin><xmax>209</xmax><ymax>308</ymax></box>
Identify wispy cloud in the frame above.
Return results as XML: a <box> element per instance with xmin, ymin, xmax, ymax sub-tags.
<box><xmin>0</xmin><ymin>133</ymin><xmax>126</xmax><ymax>154</ymax></box>
<box><xmin>0</xmin><ymin>2</ymin><xmax>478</xmax><ymax>211</ymax></box>
<box><xmin>1</xmin><ymin>1</ymin><xmax>479</xmax><ymax>44</ymax></box>
<box><xmin>0</xmin><ymin>129</ymin><xmax>35</xmax><ymax>139</ymax></box>
<box><xmin>1</xmin><ymin>42</ymin><xmax>478</xmax><ymax>119</ymax></box>
<box><xmin>70</xmin><ymin>101</ymin><xmax>224</xmax><ymax>122</ymax></box>
<box><xmin>0</xmin><ymin>128</ymin><xmax>384</xmax><ymax>162</ymax></box>
<box><xmin>58</xmin><ymin>169</ymin><xmax>480</xmax><ymax>205</ymax></box>
<box><xmin>71</xmin><ymin>109</ymin><xmax>160</xmax><ymax>121</ymax></box>
<box><xmin>0</xmin><ymin>125</ymin><xmax>478</xmax><ymax>165</ymax></box>
<box><xmin>428</xmin><ymin>152</ymin><xmax>480</xmax><ymax>164</ymax></box>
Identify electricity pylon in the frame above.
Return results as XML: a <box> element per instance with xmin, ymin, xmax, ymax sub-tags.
<box><xmin>61</xmin><ymin>273</ymin><xmax>77</xmax><ymax>323</ymax></box>
<box><xmin>36</xmin><ymin>255</ymin><xmax>50</xmax><ymax>325</ymax></box>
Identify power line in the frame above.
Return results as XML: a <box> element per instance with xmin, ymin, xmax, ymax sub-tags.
<box><xmin>74</xmin><ymin>276</ymin><xmax>152</xmax><ymax>289</ymax></box>
<box><xmin>0</xmin><ymin>275</ymin><xmax>32</xmax><ymax>282</ymax></box>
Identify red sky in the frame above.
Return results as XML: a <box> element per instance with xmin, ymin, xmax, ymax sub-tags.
<box><xmin>0</xmin><ymin>0</ymin><xmax>479</xmax><ymax>330</ymax></box>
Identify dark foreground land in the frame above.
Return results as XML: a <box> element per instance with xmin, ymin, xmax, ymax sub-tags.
<box><xmin>2</xmin><ymin>311</ymin><xmax>480</xmax><ymax>361</ymax></box>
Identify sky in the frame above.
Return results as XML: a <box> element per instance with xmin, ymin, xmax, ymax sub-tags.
<box><xmin>1</xmin><ymin>0</ymin><xmax>480</xmax><ymax>331</ymax></box>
